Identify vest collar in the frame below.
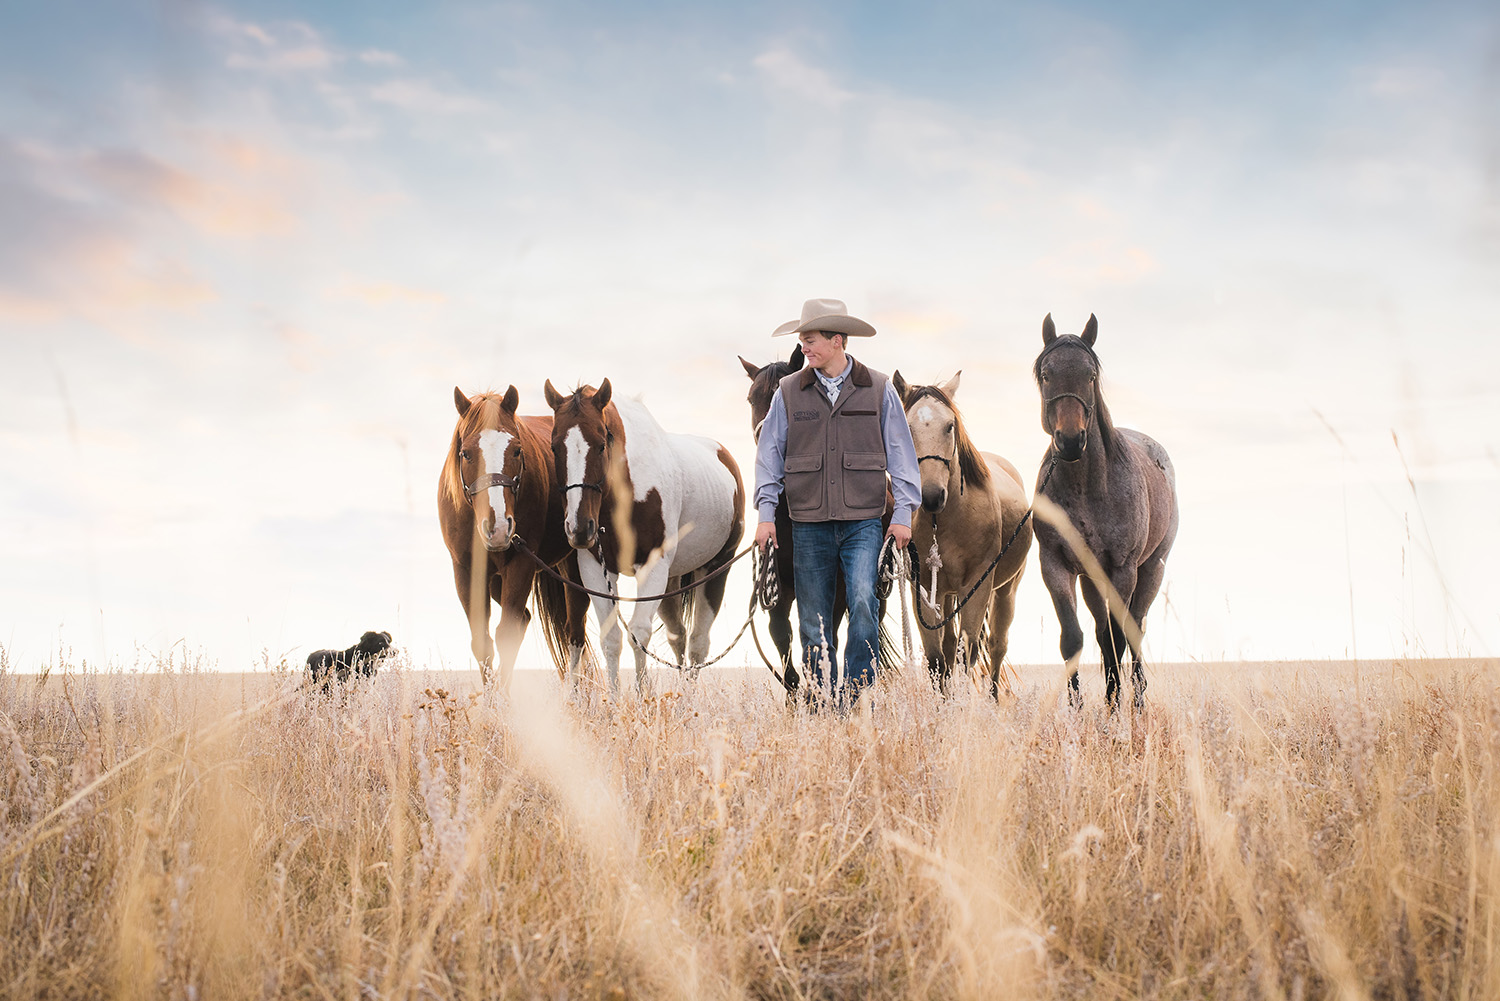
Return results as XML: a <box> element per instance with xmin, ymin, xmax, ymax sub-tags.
<box><xmin>799</xmin><ymin>356</ymin><xmax>873</xmax><ymax>390</ymax></box>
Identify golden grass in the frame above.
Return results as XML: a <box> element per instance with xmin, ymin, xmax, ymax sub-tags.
<box><xmin>2</xmin><ymin>656</ymin><xmax>1498</xmax><ymax>999</ymax></box>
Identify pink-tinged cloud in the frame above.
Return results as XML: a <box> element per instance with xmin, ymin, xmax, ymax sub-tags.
<box><xmin>79</xmin><ymin>149</ymin><xmax>300</xmax><ymax>238</ymax></box>
<box><xmin>329</xmin><ymin>280</ymin><xmax>447</xmax><ymax>306</ymax></box>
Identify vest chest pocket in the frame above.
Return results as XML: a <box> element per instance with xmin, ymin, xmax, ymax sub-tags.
<box><xmin>841</xmin><ymin>451</ymin><xmax>887</xmax><ymax>512</ymax></box>
<box><xmin>784</xmin><ymin>452</ymin><xmax>825</xmax><ymax>516</ymax></box>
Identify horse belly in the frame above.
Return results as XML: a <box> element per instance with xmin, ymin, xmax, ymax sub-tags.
<box><xmin>666</xmin><ymin>458</ymin><xmax>738</xmax><ymax>575</ymax></box>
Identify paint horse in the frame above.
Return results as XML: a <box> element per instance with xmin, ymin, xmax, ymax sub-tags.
<box><xmin>544</xmin><ymin>379</ymin><xmax>746</xmax><ymax>695</ymax></box>
<box><xmin>1033</xmin><ymin>314</ymin><xmax>1178</xmax><ymax>711</ymax></box>
<box><xmin>439</xmin><ymin>386</ymin><xmax>591</xmax><ymax>690</ymax></box>
<box><xmin>893</xmin><ymin>371</ymin><xmax>1032</xmax><ymax>698</ymax></box>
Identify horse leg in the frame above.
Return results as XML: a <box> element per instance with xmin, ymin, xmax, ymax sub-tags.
<box><xmin>690</xmin><ymin>546</ymin><xmax>734</xmax><ymax>670</ymax></box>
<box><xmin>985</xmin><ymin>573</ymin><xmax>1023</xmax><ymax>700</ymax></box>
<box><xmin>562</xmin><ymin>557</ymin><xmax>591</xmax><ymax>696</ymax></box>
<box><xmin>577</xmin><ymin>553</ymin><xmax>623</xmax><ymax>694</ymax></box>
<box><xmin>657</xmin><ymin>589</ymin><xmax>689</xmax><ymax>667</ymax></box>
<box><xmin>452</xmin><ymin>559</ymin><xmax>495</xmax><ymax>686</ymax></box>
<box><xmin>1040</xmin><ymin>554</ymin><xmax>1084</xmax><ymax>707</ymax></box>
<box><xmin>1126</xmin><ymin>547</ymin><xmax>1168</xmax><ymax>710</ymax></box>
<box><xmin>912</xmin><ymin>579</ymin><xmax>947</xmax><ymax>694</ymax></box>
<box><xmin>958</xmin><ymin>589</ymin><xmax>990</xmax><ymax>696</ymax></box>
<box><xmin>488</xmin><ymin>566</ymin><xmax>534</xmax><ymax>694</ymax></box>
<box><xmin>629</xmin><ymin>562</ymin><xmax>674</xmax><ymax>697</ymax></box>
<box><xmin>1079</xmin><ymin>576</ymin><xmax>1121</xmax><ymax>713</ymax></box>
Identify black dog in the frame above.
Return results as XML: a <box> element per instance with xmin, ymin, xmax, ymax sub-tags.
<box><xmin>306</xmin><ymin>630</ymin><xmax>393</xmax><ymax>691</ymax></box>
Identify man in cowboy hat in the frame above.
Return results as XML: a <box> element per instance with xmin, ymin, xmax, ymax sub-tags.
<box><xmin>753</xmin><ymin>297</ymin><xmax>921</xmax><ymax>707</ymax></box>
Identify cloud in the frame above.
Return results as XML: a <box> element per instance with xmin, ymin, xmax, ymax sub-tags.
<box><xmin>329</xmin><ymin>280</ymin><xmax>447</xmax><ymax>305</ymax></box>
<box><xmin>371</xmin><ymin>78</ymin><xmax>490</xmax><ymax>116</ymax></box>
<box><xmin>359</xmin><ymin>49</ymin><xmax>404</xmax><ymax>67</ymax></box>
<box><xmin>752</xmin><ymin>45</ymin><xmax>854</xmax><ymax>109</ymax></box>
<box><xmin>215</xmin><ymin>16</ymin><xmax>337</xmax><ymax>73</ymax></box>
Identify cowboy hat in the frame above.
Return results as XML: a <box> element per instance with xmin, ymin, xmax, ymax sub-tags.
<box><xmin>772</xmin><ymin>297</ymin><xmax>876</xmax><ymax>338</ymax></box>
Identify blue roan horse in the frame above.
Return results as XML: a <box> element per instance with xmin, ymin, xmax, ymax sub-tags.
<box><xmin>1033</xmin><ymin>314</ymin><xmax>1179</xmax><ymax>712</ymax></box>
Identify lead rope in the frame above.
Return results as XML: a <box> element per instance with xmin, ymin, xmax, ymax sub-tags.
<box><xmin>876</xmin><ymin>537</ymin><xmax>915</xmax><ymax>667</ymax></box>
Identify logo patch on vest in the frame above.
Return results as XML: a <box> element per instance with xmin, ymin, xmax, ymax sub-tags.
<box><xmin>792</xmin><ymin>409</ymin><xmax>821</xmax><ymax>422</ymax></box>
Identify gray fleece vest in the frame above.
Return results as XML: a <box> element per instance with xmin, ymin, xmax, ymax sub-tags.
<box><xmin>779</xmin><ymin>358</ymin><xmax>889</xmax><ymax>522</ymax></box>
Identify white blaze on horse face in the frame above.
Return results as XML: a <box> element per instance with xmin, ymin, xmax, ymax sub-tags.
<box><xmin>917</xmin><ymin>405</ymin><xmax>933</xmax><ymax>423</ymax></box>
<box><xmin>477</xmin><ymin>429</ymin><xmax>513</xmax><ymax>517</ymax></box>
<box><xmin>562</xmin><ymin>425</ymin><xmax>590</xmax><ymax>535</ymax></box>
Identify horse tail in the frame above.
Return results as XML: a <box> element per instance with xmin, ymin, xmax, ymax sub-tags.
<box><xmin>877</xmin><ymin>598</ymin><xmax>905</xmax><ymax>673</ymax></box>
<box><xmin>678</xmin><ymin>571</ymin><xmax>697</xmax><ymax>645</ymax></box>
<box><xmin>531</xmin><ymin>567</ymin><xmax>597</xmax><ymax>682</ymax></box>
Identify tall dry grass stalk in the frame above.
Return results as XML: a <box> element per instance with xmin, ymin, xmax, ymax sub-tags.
<box><xmin>2</xmin><ymin>654</ymin><xmax>1498</xmax><ymax>999</ymax></box>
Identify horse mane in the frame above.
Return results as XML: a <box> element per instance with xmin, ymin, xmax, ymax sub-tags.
<box><xmin>440</xmin><ymin>392</ymin><xmax>508</xmax><ymax>509</ymax></box>
<box><xmin>1033</xmin><ymin>337</ymin><xmax>1116</xmax><ymax>455</ymax></box>
<box><xmin>905</xmin><ymin>385</ymin><xmax>991</xmax><ymax>491</ymax></box>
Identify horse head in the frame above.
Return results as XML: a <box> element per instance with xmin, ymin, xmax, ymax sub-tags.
<box><xmin>1036</xmin><ymin>313</ymin><xmax>1103</xmax><ymax>462</ymax></box>
<box><xmin>451</xmin><ymin>385</ymin><xmax>528</xmax><ymax>551</ymax></box>
<box><xmin>895</xmin><ymin>370</ymin><xmax>969</xmax><ymax>514</ymax></box>
<box><xmin>738</xmin><ymin>345</ymin><xmax>803</xmax><ymax>443</ymax></box>
<box><xmin>544</xmin><ymin>378</ymin><xmax>619</xmax><ymax>551</ymax></box>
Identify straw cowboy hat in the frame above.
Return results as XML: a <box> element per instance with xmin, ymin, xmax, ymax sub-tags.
<box><xmin>772</xmin><ymin>297</ymin><xmax>876</xmax><ymax>338</ymax></box>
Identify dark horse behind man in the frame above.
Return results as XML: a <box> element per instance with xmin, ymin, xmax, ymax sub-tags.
<box><xmin>1032</xmin><ymin>314</ymin><xmax>1178</xmax><ymax>712</ymax></box>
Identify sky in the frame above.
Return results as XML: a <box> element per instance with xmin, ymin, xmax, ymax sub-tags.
<box><xmin>1</xmin><ymin>0</ymin><xmax>1497</xmax><ymax>673</ymax></box>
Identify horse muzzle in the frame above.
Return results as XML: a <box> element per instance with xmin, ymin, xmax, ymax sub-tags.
<box><xmin>921</xmin><ymin>485</ymin><xmax>947</xmax><ymax>513</ymax></box>
<box><xmin>479</xmin><ymin>515</ymin><xmax>516</xmax><ymax>551</ymax></box>
<box><xmin>567</xmin><ymin>516</ymin><xmax>598</xmax><ymax>551</ymax></box>
<box><xmin>1053</xmin><ymin>429</ymin><xmax>1087</xmax><ymax>462</ymax></box>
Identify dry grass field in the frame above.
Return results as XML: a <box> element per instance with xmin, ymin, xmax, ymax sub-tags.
<box><xmin>2</xmin><ymin>655</ymin><xmax>1498</xmax><ymax>1000</ymax></box>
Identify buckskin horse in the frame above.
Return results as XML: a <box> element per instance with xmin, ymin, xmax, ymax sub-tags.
<box><xmin>893</xmin><ymin>370</ymin><xmax>1032</xmax><ymax>699</ymax></box>
<box><xmin>1033</xmin><ymin>315</ymin><xmax>1178</xmax><ymax>712</ymax></box>
<box><xmin>544</xmin><ymin>379</ymin><xmax>745</xmax><ymax>695</ymax></box>
<box><xmin>439</xmin><ymin>386</ymin><xmax>592</xmax><ymax>690</ymax></box>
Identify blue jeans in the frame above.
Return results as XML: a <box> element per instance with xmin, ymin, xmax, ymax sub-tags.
<box><xmin>791</xmin><ymin>517</ymin><xmax>882</xmax><ymax>700</ymax></box>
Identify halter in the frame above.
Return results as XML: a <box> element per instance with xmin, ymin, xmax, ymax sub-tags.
<box><xmin>460</xmin><ymin>448</ymin><xmax>524</xmax><ymax>500</ymax></box>
<box><xmin>560</xmin><ymin>427</ymin><xmax>614</xmax><ymax>496</ymax></box>
<box><xmin>1037</xmin><ymin>337</ymin><xmax>1100</xmax><ymax>429</ymax></box>
<box><xmin>916</xmin><ymin>452</ymin><xmax>964</xmax><ymax>495</ymax></box>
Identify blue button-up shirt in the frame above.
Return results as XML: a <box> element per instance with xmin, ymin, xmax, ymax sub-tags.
<box><xmin>754</xmin><ymin>358</ymin><xmax>921</xmax><ymax>528</ymax></box>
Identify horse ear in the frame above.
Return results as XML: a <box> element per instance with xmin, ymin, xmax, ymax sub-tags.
<box><xmin>592</xmin><ymin>378</ymin><xmax>612</xmax><ymax>410</ymax></box>
<box><xmin>892</xmin><ymin>370</ymin><xmax>908</xmax><ymax>402</ymax></box>
<box><xmin>938</xmin><ymin>371</ymin><xmax>960</xmax><ymax>398</ymax></box>
<box><xmin>1081</xmin><ymin>314</ymin><xmax>1098</xmax><ymax>346</ymax></box>
<box><xmin>454</xmin><ymin>386</ymin><xmax>472</xmax><ymax>417</ymax></box>
<box><xmin>738</xmin><ymin>355</ymin><xmax>760</xmax><ymax>380</ymax></box>
<box><xmin>500</xmin><ymin>385</ymin><xmax>519</xmax><ymax>414</ymax></box>
<box><xmin>790</xmin><ymin>344</ymin><xmax>804</xmax><ymax>369</ymax></box>
<box><xmin>543</xmin><ymin>379</ymin><xmax>565</xmax><ymax>410</ymax></box>
<box><xmin>1042</xmin><ymin>313</ymin><xmax>1056</xmax><ymax>345</ymax></box>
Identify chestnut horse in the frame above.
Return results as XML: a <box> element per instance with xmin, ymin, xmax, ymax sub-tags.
<box><xmin>544</xmin><ymin>379</ymin><xmax>745</xmax><ymax>695</ymax></box>
<box><xmin>439</xmin><ymin>386</ymin><xmax>591</xmax><ymax>690</ymax></box>
<box><xmin>892</xmin><ymin>371</ymin><xmax>1032</xmax><ymax>698</ymax></box>
<box><xmin>1033</xmin><ymin>315</ymin><xmax>1178</xmax><ymax>711</ymax></box>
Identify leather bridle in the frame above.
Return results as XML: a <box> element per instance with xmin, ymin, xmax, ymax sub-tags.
<box><xmin>460</xmin><ymin>448</ymin><xmax>524</xmax><ymax>500</ymax></box>
<box><xmin>559</xmin><ymin>428</ymin><xmax>614</xmax><ymax>497</ymax></box>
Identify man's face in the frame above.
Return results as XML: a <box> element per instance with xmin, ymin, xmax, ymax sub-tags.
<box><xmin>798</xmin><ymin>330</ymin><xmax>844</xmax><ymax>371</ymax></box>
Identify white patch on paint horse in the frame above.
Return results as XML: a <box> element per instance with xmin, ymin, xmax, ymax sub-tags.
<box><xmin>478</xmin><ymin>428</ymin><xmax>513</xmax><ymax>514</ymax></box>
<box><xmin>612</xmin><ymin>397</ymin><xmax>737</xmax><ymax>576</ymax></box>
<box><xmin>563</xmin><ymin>425</ymin><xmax>589</xmax><ymax>534</ymax></box>
<box><xmin>917</xmin><ymin>405</ymin><xmax>933</xmax><ymax>423</ymax></box>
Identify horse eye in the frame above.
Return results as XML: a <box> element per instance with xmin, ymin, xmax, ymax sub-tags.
<box><xmin>946</xmin><ymin>423</ymin><xmax>955</xmax><ymax>434</ymax></box>
<box><xmin>459</xmin><ymin>449</ymin><xmax>470</xmax><ymax>461</ymax></box>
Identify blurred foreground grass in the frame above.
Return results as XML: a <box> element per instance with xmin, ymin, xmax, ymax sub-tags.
<box><xmin>2</xmin><ymin>655</ymin><xmax>1497</xmax><ymax>999</ymax></box>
